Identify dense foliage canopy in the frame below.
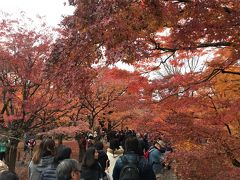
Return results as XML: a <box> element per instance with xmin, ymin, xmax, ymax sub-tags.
<box><xmin>0</xmin><ymin>0</ymin><xmax>239</xmax><ymax>178</ymax></box>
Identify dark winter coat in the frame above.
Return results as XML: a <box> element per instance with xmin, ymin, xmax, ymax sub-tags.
<box><xmin>97</xmin><ymin>150</ymin><xmax>109</xmax><ymax>170</ymax></box>
<box><xmin>80</xmin><ymin>162</ymin><xmax>106</xmax><ymax>180</ymax></box>
<box><xmin>29</xmin><ymin>156</ymin><xmax>54</xmax><ymax>180</ymax></box>
<box><xmin>112</xmin><ymin>151</ymin><xmax>156</xmax><ymax>180</ymax></box>
<box><xmin>40</xmin><ymin>163</ymin><xmax>58</xmax><ymax>180</ymax></box>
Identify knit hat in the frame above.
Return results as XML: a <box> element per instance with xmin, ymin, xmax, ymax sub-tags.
<box><xmin>0</xmin><ymin>160</ymin><xmax>8</xmax><ymax>172</ymax></box>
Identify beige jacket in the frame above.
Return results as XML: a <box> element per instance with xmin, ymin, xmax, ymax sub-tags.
<box><xmin>106</xmin><ymin>148</ymin><xmax>124</xmax><ymax>180</ymax></box>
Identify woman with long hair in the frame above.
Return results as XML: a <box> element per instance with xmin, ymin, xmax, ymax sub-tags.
<box><xmin>80</xmin><ymin>147</ymin><xmax>107</xmax><ymax>180</ymax></box>
<box><xmin>28</xmin><ymin>138</ymin><xmax>55</xmax><ymax>180</ymax></box>
<box><xmin>40</xmin><ymin>145</ymin><xmax>72</xmax><ymax>180</ymax></box>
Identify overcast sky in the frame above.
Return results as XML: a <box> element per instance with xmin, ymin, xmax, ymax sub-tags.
<box><xmin>0</xmin><ymin>0</ymin><xmax>75</xmax><ymax>27</ymax></box>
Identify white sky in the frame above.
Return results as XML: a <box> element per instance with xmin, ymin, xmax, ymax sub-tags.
<box><xmin>0</xmin><ymin>0</ymin><xmax>75</xmax><ymax>27</ymax></box>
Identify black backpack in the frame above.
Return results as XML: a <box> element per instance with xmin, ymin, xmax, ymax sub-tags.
<box><xmin>119</xmin><ymin>155</ymin><xmax>140</xmax><ymax>180</ymax></box>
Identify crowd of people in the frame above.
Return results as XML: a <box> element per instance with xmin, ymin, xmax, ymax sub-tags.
<box><xmin>0</xmin><ymin>129</ymin><xmax>173</xmax><ymax>180</ymax></box>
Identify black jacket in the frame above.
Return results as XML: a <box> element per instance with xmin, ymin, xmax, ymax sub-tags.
<box><xmin>98</xmin><ymin>150</ymin><xmax>109</xmax><ymax>170</ymax></box>
<box><xmin>80</xmin><ymin>162</ymin><xmax>106</xmax><ymax>180</ymax></box>
<box><xmin>112</xmin><ymin>151</ymin><xmax>156</xmax><ymax>180</ymax></box>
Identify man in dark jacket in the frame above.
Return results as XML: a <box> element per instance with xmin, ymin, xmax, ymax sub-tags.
<box><xmin>113</xmin><ymin>137</ymin><xmax>156</xmax><ymax>180</ymax></box>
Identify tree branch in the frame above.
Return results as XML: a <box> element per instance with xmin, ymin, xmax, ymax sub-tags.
<box><xmin>153</xmin><ymin>42</ymin><xmax>232</xmax><ymax>52</ymax></box>
<box><xmin>220</xmin><ymin>69</ymin><xmax>240</xmax><ymax>75</ymax></box>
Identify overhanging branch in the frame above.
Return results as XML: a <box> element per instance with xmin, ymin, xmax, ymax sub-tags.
<box><xmin>220</xmin><ymin>70</ymin><xmax>240</xmax><ymax>75</ymax></box>
<box><xmin>153</xmin><ymin>42</ymin><xmax>232</xmax><ymax>52</ymax></box>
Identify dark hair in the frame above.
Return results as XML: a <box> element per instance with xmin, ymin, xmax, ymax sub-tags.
<box><xmin>55</xmin><ymin>145</ymin><xmax>72</xmax><ymax>163</ymax></box>
<box><xmin>0</xmin><ymin>171</ymin><xmax>19</xmax><ymax>180</ymax></box>
<box><xmin>42</xmin><ymin>138</ymin><xmax>55</xmax><ymax>156</ymax></box>
<box><xmin>109</xmin><ymin>139</ymin><xmax>120</xmax><ymax>152</ymax></box>
<box><xmin>56</xmin><ymin>159</ymin><xmax>80</xmax><ymax>180</ymax></box>
<box><xmin>94</xmin><ymin>141</ymin><xmax>104</xmax><ymax>151</ymax></box>
<box><xmin>82</xmin><ymin>147</ymin><xmax>97</xmax><ymax>167</ymax></box>
<box><xmin>125</xmin><ymin>137</ymin><xmax>139</xmax><ymax>154</ymax></box>
<box><xmin>32</xmin><ymin>138</ymin><xmax>55</xmax><ymax>164</ymax></box>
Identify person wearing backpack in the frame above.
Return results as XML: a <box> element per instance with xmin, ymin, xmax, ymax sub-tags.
<box><xmin>112</xmin><ymin>137</ymin><xmax>156</xmax><ymax>180</ymax></box>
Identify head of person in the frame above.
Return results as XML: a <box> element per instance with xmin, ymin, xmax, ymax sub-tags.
<box><xmin>32</xmin><ymin>138</ymin><xmax>55</xmax><ymax>164</ymax></box>
<box><xmin>154</xmin><ymin>140</ymin><xmax>165</xmax><ymax>150</ymax></box>
<box><xmin>55</xmin><ymin>145</ymin><xmax>72</xmax><ymax>164</ymax></box>
<box><xmin>136</xmin><ymin>133</ymin><xmax>142</xmax><ymax>138</ymax></box>
<box><xmin>125</xmin><ymin>137</ymin><xmax>139</xmax><ymax>154</ymax></box>
<box><xmin>0</xmin><ymin>171</ymin><xmax>19</xmax><ymax>180</ymax></box>
<box><xmin>88</xmin><ymin>134</ymin><xmax>93</xmax><ymax>140</ymax></box>
<box><xmin>42</xmin><ymin>138</ymin><xmax>55</xmax><ymax>156</ymax></box>
<box><xmin>56</xmin><ymin>159</ymin><xmax>80</xmax><ymax>180</ymax></box>
<box><xmin>94</xmin><ymin>141</ymin><xmax>104</xmax><ymax>151</ymax></box>
<box><xmin>109</xmin><ymin>138</ymin><xmax>120</xmax><ymax>152</ymax></box>
<box><xmin>82</xmin><ymin>147</ymin><xmax>98</xmax><ymax>167</ymax></box>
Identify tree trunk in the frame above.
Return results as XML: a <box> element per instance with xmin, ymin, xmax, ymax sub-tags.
<box><xmin>5</xmin><ymin>138</ymin><xmax>19</xmax><ymax>172</ymax></box>
<box><xmin>75</xmin><ymin>135</ymin><xmax>86</xmax><ymax>163</ymax></box>
<box><xmin>57</xmin><ymin>134</ymin><xmax>64</xmax><ymax>146</ymax></box>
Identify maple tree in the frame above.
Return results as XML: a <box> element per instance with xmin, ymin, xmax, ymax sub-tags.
<box><xmin>0</xmin><ymin>0</ymin><xmax>237</xmax><ymax>177</ymax></box>
<box><xmin>0</xmin><ymin>13</ymin><xmax>76</xmax><ymax>171</ymax></box>
<box><xmin>61</xmin><ymin>0</ymin><xmax>240</xmax><ymax>178</ymax></box>
<box><xmin>42</xmin><ymin>67</ymin><xmax>134</xmax><ymax>161</ymax></box>
<box><xmin>75</xmin><ymin>68</ymin><xmax>128</xmax><ymax>130</ymax></box>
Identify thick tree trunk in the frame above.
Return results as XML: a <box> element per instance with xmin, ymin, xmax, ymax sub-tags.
<box><xmin>75</xmin><ymin>135</ymin><xmax>86</xmax><ymax>163</ymax></box>
<box><xmin>5</xmin><ymin>138</ymin><xmax>19</xmax><ymax>172</ymax></box>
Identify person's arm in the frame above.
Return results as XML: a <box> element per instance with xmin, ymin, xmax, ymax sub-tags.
<box><xmin>145</xmin><ymin>165</ymin><xmax>156</xmax><ymax>180</ymax></box>
<box><xmin>112</xmin><ymin>159</ymin><xmax>121</xmax><ymax>180</ymax></box>
<box><xmin>159</xmin><ymin>153</ymin><xmax>165</xmax><ymax>163</ymax></box>
<box><xmin>139</xmin><ymin>157</ymin><xmax>156</xmax><ymax>180</ymax></box>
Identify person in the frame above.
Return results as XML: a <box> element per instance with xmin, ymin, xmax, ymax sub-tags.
<box><xmin>0</xmin><ymin>160</ymin><xmax>8</xmax><ymax>173</ymax></box>
<box><xmin>112</xmin><ymin>137</ymin><xmax>156</xmax><ymax>180</ymax></box>
<box><xmin>143</xmin><ymin>133</ymin><xmax>150</xmax><ymax>153</ymax></box>
<box><xmin>80</xmin><ymin>147</ymin><xmax>107</xmax><ymax>180</ymax></box>
<box><xmin>22</xmin><ymin>133</ymin><xmax>36</xmax><ymax>164</ymax></box>
<box><xmin>86</xmin><ymin>134</ymin><xmax>95</xmax><ymax>149</ymax></box>
<box><xmin>29</xmin><ymin>138</ymin><xmax>55</xmax><ymax>180</ymax></box>
<box><xmin>94</xmin><ymin>141</ymin><xmax>109</xmax><ymax>171</ymax></box>
<box><xmin>106</xmin><ymin>139</ymin><xmax>124</xmax><ymax>180</ymax></box>
<box><xmin>40</xmin><ymin>145</ymin><xmax>72</xmax><ymax>180</ymax></box>
<box><xmin>28</xmin><ymin>138</ymin><xmax>37</xmax><ymax>152</ymax></box>
<box><xmin>24</xmin><ymin>132</ymin><xmax>36</xmax><ymax>152</ymax></box>
<box><xmin>136</xmin><ymin>133</ymin><xmax>145</xmax><ymax>156</ymax></box>
<box><xmin>56</xmin><ymin>159</ymin><xmax>80</xmax><ymax>180</ymax></box>
<box><xmin>0</xmin><ymin>170</ymin><xmax>19</xmax><ymax>180</ymax></box>
<box><xmin>148</xmin><ymin>140</ymin><xmax>165</xmax><ymax>178</ymax></box>
<box><xmin>0</xmin><ymin>137</ymin><xmax>7</xmax><ymax>161</ymax></box>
